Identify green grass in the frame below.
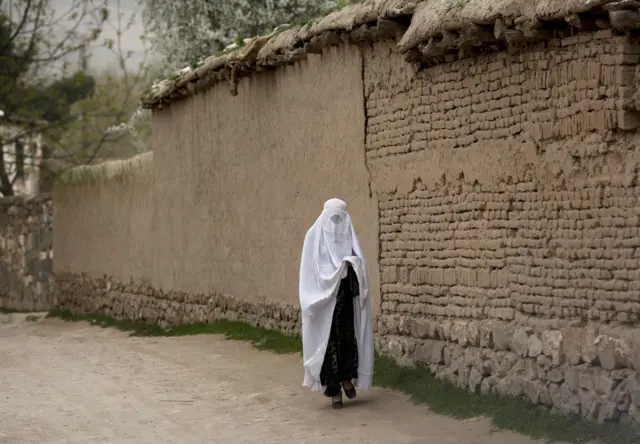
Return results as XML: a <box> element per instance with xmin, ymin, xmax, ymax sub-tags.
<box><xmin>47</xmin><ymin>308</ymin><xmax>639</xmax><ymax>444</ymax></box>
<box><xmin>0</xmin><ymin>307</ymin><xmax>35</xmax><ymax>314</ymax></box>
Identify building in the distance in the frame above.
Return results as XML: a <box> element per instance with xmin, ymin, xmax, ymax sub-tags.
<box><xmin>0</xmin><ymin>111</ymin><xmax>46</xmax><ymax>196</ymax></box>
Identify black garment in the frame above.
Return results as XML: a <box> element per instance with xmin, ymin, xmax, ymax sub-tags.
<box><xmin>320</xmin><ymin>264</ymin><xmax>359</xmax><ymax>397</ymax></box>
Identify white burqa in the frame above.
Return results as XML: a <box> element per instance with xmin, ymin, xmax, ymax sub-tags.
<box><xmin>299</xmin><ymin>198</ymin><xmax>374</xmax><ymax>392</ymax></box>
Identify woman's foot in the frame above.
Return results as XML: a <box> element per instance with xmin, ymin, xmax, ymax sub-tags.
<box><xmin>342</xmin><ymin>380</ymin><xmax>356</xmax><ymax>400</ymax></box>
<box><xmin>332</xmin><ymin>393</ymin><xmax>343</xmax><ymax>409</ymax></box>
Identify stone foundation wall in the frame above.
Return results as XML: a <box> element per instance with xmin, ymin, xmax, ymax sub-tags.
<box><xmin>365</xmin><ymin>31</ymin><xmax>640</xmax><ymax>424</ymax></box>
<box><xmin>54</xmin><ymin>273</ymin><xmax>301</xmax><ymax>334</ymax></box>
<box><xmin>0</xmin><ymin>194</ymin><xmax>53</xmax><ymax>311</ymax></box>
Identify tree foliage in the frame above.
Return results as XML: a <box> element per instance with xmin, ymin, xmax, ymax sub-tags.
<box><xmin>0</xmin><ymin>0</ymin><xmax>150</xmax><ymax>196</ymax></box>
<box><xmin>141</xmin><ymin>0</ymin><xmax>339</xmax><ymax>70</ymax></box>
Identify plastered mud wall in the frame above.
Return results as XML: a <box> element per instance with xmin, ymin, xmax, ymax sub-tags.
<box><xmin>54</xmin><ymin>45</ymin><xmax>379</xmax><ymax>332</ymax></box>
<box><xmin>0</xmin><ymin>194</ymin><xmax>53</xmax><ymax>311</ymax></box>
<box><xmin>55</xmin><ymin>25</ymin><xmax>640</xmax><ymax>423</ymax></box>
<box><xmin>366</xmin><ymin>32</ymin><xmax>640</xmax><ymax>424</ymax></box>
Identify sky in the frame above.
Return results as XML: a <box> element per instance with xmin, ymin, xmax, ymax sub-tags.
<box><xmin>50</xmin><ymin>0</ymin><xmax>150</xmax><ymax>73</ymax></box>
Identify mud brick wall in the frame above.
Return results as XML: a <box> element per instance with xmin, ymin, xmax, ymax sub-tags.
<box><xmin>0</xmin><ymin>194</ymin><xmax>53</xmax><ymax>311</ymax></box>
<box><xmin>365</xmin><ymin>31</ymin><xmax>640</xmax><ymax>424</ymax></box>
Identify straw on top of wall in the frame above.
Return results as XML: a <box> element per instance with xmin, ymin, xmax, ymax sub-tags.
<box><xmin>56</xmin><ymin>151</ymin><xmax>153</xmax><ymax>187</ymax></box>
<box><xmin>140</xmin><ymin>0</ymin><xmax>640</xmax><ymax>110</ymax></box>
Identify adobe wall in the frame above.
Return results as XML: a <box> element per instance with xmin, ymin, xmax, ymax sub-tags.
<box><xmin>366</xmin><ymin>31</ymin><xmax>640</xmax><ymax>423</ymax></box>
<box><xmin>0</xmin><ymin>194</ymin><xmax>53</xmax><ymax>311</ymax></box>
<box><xmin>54</xmin><ymin>45</ymin><xmax>379</xmax><ymax>332</ymax></box>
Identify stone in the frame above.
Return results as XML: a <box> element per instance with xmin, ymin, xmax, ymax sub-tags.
<box><xmin>466</xmin><ymin>322</ymin><xmax>480</xmax><ymax>347</ymax></box>
<box><xmin>451</xmin><ymin>321</ymin><xmax>469</xmax><ymax>346</ymax></box>
<box><xmin>597</xmin><ymin>374</ymin><xmax>618</xmax><ymax>396</ymax></box>
<box><xmin>512</xmin><ymin>327</ymin><xmax>532</xmax><ymax>357</ymax></box>
<box><xmin>457</xmin><ymin>367</ymin><xmax>471</xmax><ymax>389</ymax></box>
<box><xmin>565</xmin><ymin>367</ymin><xmax>580</xmax><ymax>391</ymax></box>
<box><xmin>468</xmin><ymin>367</ymin><xmax>483</xmax><ymax>393</ymax></box>
<box><xmin>578</xmin><ymin>369</ymin><xmax>596</xmax><ymax>392</ymax></box>
<box><xmin>490</xmin><ymin>351</ymin><xmax>518</xmax><ymax>377</ymax></box>
<box><xmin>411</xmin><ymin>318</ymin><xmax>433</xmax><ymax>339</ymax></box>
<box><xmin>492</xmin><ymin>322</ymin><xmax>512</xmax><ymax>351</ymax></box>
<box><xmin>498</xmin><ymin>373</ymin><xmax>525</xmax><ymax>398</ymax></box>
<box><xmin>480</xmin><ymin>376</ymin><xmax>498</xmax><ymax>395</ymax></box>
<box><xmin>630</xmin><ymin>405</ymin><xmax>640</xmax><ymax>424</ymax></box>
<box><xmin>548</xmin><ymin>368</ymin><xmax>565</xmax><ymax>384</ymax></box>
<box><xmin>578</xmin><ymin>389</ymin><xmax>598</xmax><ymax>418</ymax></box>
<box><xmin>523</xmin><ymin>359</ymin><xmax>538</xmax><ymax>380</ymax></box>
<box><xmin>596</xmin><ymin>335</ymin><xmax>620</xmax><ymax>370</ymax></box>
<box><xmin>528</xmin><ymin>333</ymin><xmax>543</xmax><ymax>358</ymax></box>
<box><xmin>597</xmin><ymin>402</ymin><xmax>621</xmax><ymax>424</ymax></box>
<box><xmin>582</xmin><ymin>325</ymin><xmax>600</xmax><ymax>365</ymax></box>
<box><xmin>558</xmin><ymin>383</ymin><xmax>580</xmax><ymax>415</ymax></box>
<box><xmin>479</xmin><ymin>322</ymin><xmax>493</xmax><ymax>348</ymax></box>
<box><xmin>431</xmin><ymin>341</ymin><xmax>445</xmax><ymax>364</ymax></box>
<box><xmin>523</xmin><ymin>378</ymin><xmax>543</xmax><ymax>403</ymax></box>
<box><xmin>610</xmin><ymin>376</ymin><xmax>633</xmax><ymax>411</ymax></box>
<box><xmin>541</xmin><ymin>330</ymin><xmax>564</xmax><ymax>365</ymax></box>
<box><xmin>414</xmin><ymin>340</ymin><xmax>435</xmax><ymax>364</ymax></box>
<box><xmin>562</xmin><ymin>327</ymin><xmax>584</xmax><ymax>365</ymax></box>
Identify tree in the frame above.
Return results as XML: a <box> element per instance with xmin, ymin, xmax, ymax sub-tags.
<box><xmin>0</xmin><ymin>0</ymin><xmax>150</xmax><ymax>196</ymax></box>
<box><xmin>141</xmin><ymin>0</ymin><xmax>339</xmax><ymax>71</ymax></box>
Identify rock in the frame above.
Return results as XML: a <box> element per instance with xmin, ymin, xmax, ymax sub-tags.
<box><xmin>565</xmin><ymin>367</ymin><xmax>580</xmax><ymax>391</ymax></box>
<box><xmin>492</xmin><ymin>322</ymin><xmax>513</xmax><ymax>351</ymax></box>
<box><xmin>414</xmin><ymin>340</ymin><xmax>435</xmax><ymax>364</ymax></box>
<box><xmin>631</xmin><ymin>386</ymin><xmax>640</xmax><ymax>407</ymax></box>
<box><xmin>558</xmin><ymin>383</ymin><xmax>580</xmax><ymax>415</ymax></box>
<box><xmin>512</xmin><ymin>327</ymin><xmax>532</xmax><ymax>357</ymax></box>
<box><xmin>578</xmin><ymin>389</ymin><xmax>598</xmax><ymax>419</ymax></box>
<box><xmin>451</xmin><ymin>321</ymin><xmax>468</xmax><ymax>345</ymax></box>
<box><xmin>410</xmin><ymin>318</ymin><xmax>432</xmax><ymax>338</ymax></box>
<box><xmin>480</xmin><ymin>376</ymin><xmax>498</xmax><ymax>395</ymax></box>
<box><xmin>596</xmin><ymin>336</ymin><xmax>620</xmax><ymax>370</ymax></box>
<box><xmin>528</xmin><ymin>333</ymin><xmax>543</xmax><ymax>358</ymax></box>
<box><xmin>578</xmin><ymin>368</ymin><xmax>596</xmax><ymax>391</ymax></box>
<box><xmin>431</xmin><ymin>341</ymin><xmax>445</xmax><ymax>364</ymax></box>
<box><xmin>440</xmin><ymin>321</ymin><xmax>452</xmax><ymax>341</ymax></box>
<box><xmin>498</xmin><ymin>373</ymin><xmax>525</xmax><ymax>397</ymax></box>
<box><xmin>479</xmin><ymin>322</ymin><xmax>493</xmax><ymax>348</ymax></box>
<box><xmin>463</xmin><ymin>348</ymin><xmax>481</xmax><ymax>369</ymax></box>
<box><xmin>610</xmin><ymin>376</ymin><xmax>633</xmax><ymax>411</ymax></box>
<box><xmin>490</xmin><ymin>351</ymin><xmax>518</xmax><ymax>377</ymax></box>
<box><xmin>597</xmin><ymin>374</ymin><xmax>618</xmax><ymax>396</ymax></box>
<box><xmin>387</xmin><ymin>338</ymin><xmax>405</xmax><ymax>360</ymax></box>
<box><xmin>524</xmin><ymin>359</ymin><xmax>538</xmax><ymax>380</ymax></box>
<box><xmin>614</xmin><ymin>337</ymin><xmax>633</xmax><ymax>369</ymax></box>
<box><xmin>630</xmin><ymin>405</ymin><xmax>640</xmax><ymax>423</ymax></box>
<box><xmin>562</xmin><ymin>327</ymin><xmax>584</xmax><ymax>365</ymax></box>
<box><xmin>598</xmin><ymin>402</ymin><xmax>621</xmax><ymax>424</ymax></box>
<box><xmin>386</xmin><ymin>316</ymin><xmax>400</xmax><ymax>335</ymax></box>
<box><xmin>582</xmin><ymin>325</ymin><xmax>600</xmax><ymax>365</ymax></box>
<box><xmin>468</xmin><ymin>367</ymin><xmax>483</xmax><ymax>393</ymax></box>
<box><xmin>457</xmin><ymin>367</ymin><xmax>471</xmax><ymax>389</ymax></box>
<box><xmin>467</xmin><ymin>322</ymin><xmax>480</xmax><ymax>347</ymax></box>
<box><xmin>523</xmin><ymin>378</ymin><xmax>543</xmax><ymax>403</ymax></box>
<box><xmin>542</xmin><ymin>330</ymin><xmax>564</xmax><ymax>365</ymax></box>
<box><xmin>548</xmin><ymin>368</ymin><xmax>565</xmax><ymax>384</ymax></box>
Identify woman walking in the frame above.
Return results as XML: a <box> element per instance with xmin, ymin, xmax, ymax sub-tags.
<box><xmin>298</xmin><ymin>198</ymin><xmax>374</xmax><ymax>409</ymax></box>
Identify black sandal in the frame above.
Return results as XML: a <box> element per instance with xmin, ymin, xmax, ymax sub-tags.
<box><xmin>342</xmin><ymin>381</ymin><xmax>357</xmax><ymax>400</ymax></box>
<box><xmin>332</xmin><ymin>393</ymin><xmax>343</xmax><ymax>409</ymax></box>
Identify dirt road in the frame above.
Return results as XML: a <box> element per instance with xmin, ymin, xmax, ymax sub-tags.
<box><xmin>0</xmin><ymin>317</ymin><xmax>547</xmax><ymax>444</ymax></box>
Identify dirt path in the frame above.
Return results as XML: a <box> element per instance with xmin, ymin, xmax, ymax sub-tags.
<box><xmin>0</xmin><ymin>318</ymin><xmax>550</xmax><ymax>444</ymax></box>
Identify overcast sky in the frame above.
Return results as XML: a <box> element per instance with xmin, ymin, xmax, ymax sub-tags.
<box><xmin>50</xmin><ymin>0</ymin><xmax>150</xmax><ymax>73</ymax></box>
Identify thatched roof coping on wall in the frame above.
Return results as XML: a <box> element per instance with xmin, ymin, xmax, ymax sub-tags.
<box><xmin>141</xmin><ymin>0</ymin><xmax>640</xmax><ymax>110</ymax></box>
<box><xmin>56</xmin><ymin>151</ymin><xmax>153</xmax><ymax>187</ymax></box>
